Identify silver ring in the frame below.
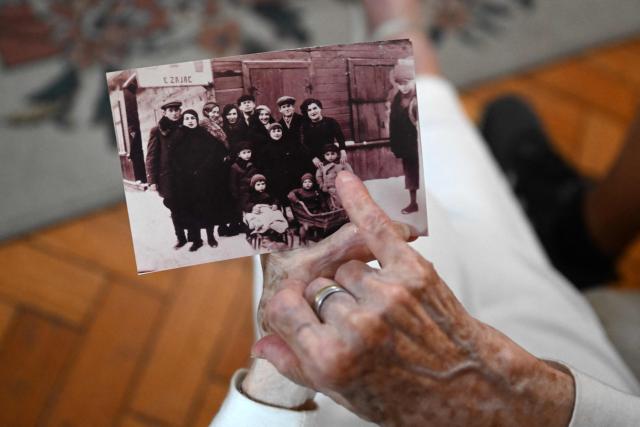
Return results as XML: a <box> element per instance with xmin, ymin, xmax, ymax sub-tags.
<box><xmin>313</xmin><ymin>283</ymin><xmax>349</xmax><ymax>320</ymax></box>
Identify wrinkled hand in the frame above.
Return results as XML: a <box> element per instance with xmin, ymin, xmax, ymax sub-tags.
<box><xmin>256</xmin><ymin>199</ymin><xmax>412</xmax><ymax>335</ymax></box>
<box><xmin>253</xmin><ymin>171</ymin><xmax>574</xmax><ymax>426</ymax></box>
<box><xmin>243</xmin><ymin>174</ymin><xmax>412</xmax><ymax>408</ymax></box>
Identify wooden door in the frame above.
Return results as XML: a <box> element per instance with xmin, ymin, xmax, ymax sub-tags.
<box><xmin>242</xmin><ymin>60</ymin><xmax>312</xmax><ymax>119</ymax></box>
<box><xmin>347</xmin><ymin>59</ymin><xmax>396</xmax><ymax>143</ymax></box>
<box><xmin>110</xmin><ymin>89</ymin><xmax>136</xmax><ymax>182</ymax></box>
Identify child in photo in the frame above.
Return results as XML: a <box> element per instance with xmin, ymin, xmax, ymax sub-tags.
<box><xmin>243</xmin><ymin>174</ymin><xmax>289</xmax><ymax>237</ymax></box>
<box><xmin>229</xmin><ymin>141</ymin><xmax>259</xmax><ymax>211</ymax></box>
<box><xmin>288</xmin><ymin>173</ymin><xmax>330</xmax><ymax>214</ymax></box>
<box><xmin>263</xmin><ymin>122</ymin><xmax>305</xmax><ymax>205</ymax></box>
<box><xmin>389</xmin><ymin>58</ymin><xmax>420</xmax><ymax>214</ymax></box>
<box><xmin>316</xmin><ymin>144</ymin><xmax>354</xmax><ymax>209</ymax></box>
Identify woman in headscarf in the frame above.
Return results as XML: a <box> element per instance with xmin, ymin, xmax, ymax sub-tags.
<box><xmin>173</xmin><ymin>109</ymin><xmax>233</xmax><ymax>251</ymax></box>
<box><xmin>201</xmin><ymin>101</ymin><xmax>228</xmax><ymax>149</ymax></box>
<box><xmin>221</xmin><ymin>104</ymin><xmax>246</xmax><ymax>155</ymax></box>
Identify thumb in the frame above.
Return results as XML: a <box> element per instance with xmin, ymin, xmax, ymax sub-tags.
<box><xmin>252</xmin><ymin>334</ymin><xmax>310</xmax><ymax>387</ymax></box>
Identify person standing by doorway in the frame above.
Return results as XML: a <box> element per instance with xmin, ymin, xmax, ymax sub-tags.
<box><xmin>145</xmin><ymin>99</ymin><xmax>188</xmax><ymax>248</ymax></box>
<box><xmin>389</xmin><ymin>58</ymin><xmax>420</xmax><ymax>214</ymax></box>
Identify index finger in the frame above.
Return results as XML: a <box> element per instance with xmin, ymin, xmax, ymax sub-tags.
<box><xmin>336</xmin><ymin>170</ymin><xmax>416</xmax><ymax>267</ymax></box>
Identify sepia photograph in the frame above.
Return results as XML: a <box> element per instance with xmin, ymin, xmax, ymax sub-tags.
<box><xmin>106</xmin><ymin>39</ymin><xmax>428</xmax><ymax>273</ymax></box>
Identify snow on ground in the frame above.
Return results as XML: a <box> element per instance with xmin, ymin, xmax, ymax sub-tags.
<box><xmin>124</xmin><ymin>176</ymin><xmax>428</xmax><ymax>273</ymax></box>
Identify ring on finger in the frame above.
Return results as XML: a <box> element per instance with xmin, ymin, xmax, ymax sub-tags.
<box><xmin>313</xmin><ymin>283</ymin><xmax>351</xmax><ymax>321</ymax></box>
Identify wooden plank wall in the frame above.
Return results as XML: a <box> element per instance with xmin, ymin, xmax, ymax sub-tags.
<box><xmin>111</xmin><ymin>41</ymin><xmax>413</xmax><ymax>182</ymax></box>
<box><xmin>212</xmin><ymin>40</ymin><xmax>413</xmax><ymax>144</ymax></box>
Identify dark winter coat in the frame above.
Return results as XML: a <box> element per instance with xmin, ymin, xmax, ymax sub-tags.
<box><xmin>224</xmin><ymin>121</ymin><xmax>249</xmax><ymax>155</ymax></box>
<box><xmin>279</xmin><ymin>113</ymin><xmax>304</xmax><ymax>148</ymax></box>
<box><xmin>262</xmin><ymin>138</ymin><xmax>306</xmax><ymax>204</ymax></box>
<box><xmin>301</xmin><ymin>116</ymin><xmax>346</xmax><ymax>163</ymax></box>
<box><xmin>247</xmin><ymin>120</ymin><xmax>272</xmax><ymax>167</ymax></box>
<box><xmin>145</xmin><ymin>116</ymin><xmax>181</xmax><ymax>198</ymax></box>
<box><xmin>229</xmin><ymin>158</ymin><xmax>259</xmax><ymax>208</ymax></box>
<box><xmin>244</xmin><ymin>190</ymin><xmax>277</xmax><ymax>213</ymax></box>
<box><xmin>171</xmin><ymin>126</ymin><xmax>232</xmax><ymax>228</ymax></box>
<box><xmin>288</xmin><ymin>187</ymin><xmax>329</xmax><ymax>214</ymax></box>
<box><xmin>389</xmin><ymin>91</ymin><xmax>418</xmax><ymax>159</ymax></box>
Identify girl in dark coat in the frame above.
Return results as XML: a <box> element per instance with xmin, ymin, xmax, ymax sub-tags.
<box><xmin>388</xmin><ymin>59</ymin><xmax>420</xmax><ymax>214</ymax></box>
<box><xmin>173</xmin><ymin>109</ymin><xmax>232</xmax><ymax>251</ymax></box>
<box><xmin>222</xmin><ymin>104</ymin><xmax>247</xmax><ymax>155</ymax></box>
<box><xmin>261</xmin><ymin>122</ymin><xmax>304</xmax><ymax>206</ymax></box>
<box><xmin>287</xmin><ymin>173</ymin><xmax>329</xmax><ymax>214</ymax></box>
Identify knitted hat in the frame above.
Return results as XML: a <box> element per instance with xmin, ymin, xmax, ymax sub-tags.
<box><xmin>250</xmin><ymin>174</ymin><xmax>266</xmax><ymax>187</ymax></box>
<box><xmin>276</xmin><ymin>95</ymin><xmax>296</xmax><ymax>107</ymax></box>
<box><xmin>182</xmin><ymin>109</ymin><xmax>199</xmax><ymax>122</ymax></box>
<box><xmin>322</xmin><ymin>143</ymin><xmax>338</xmax><ymax>155</ymax></box>
<box><xmin>235</xmin><ymin>140</ymin><xmax>252</xmax><ymax>154</ymax></box>
<box><xmin>301</xmin><ymin>173</ymin><xmax>314</xmax><ymax>183</ymax></box>
<box><xmin>393</xmin><ymin>58</ymin><xmax>415</xmax><ymax>81</ymax></box>
<box><xmin>267</xmin><ymin>122</ymin><xmax>282</xmax><ymax>132</ymax></box>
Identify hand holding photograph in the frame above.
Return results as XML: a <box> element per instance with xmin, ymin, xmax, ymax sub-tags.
<box><xmin>106</xmin><ymin>39</ymin><xmax>428</xmax><ymax>274</ymax></box>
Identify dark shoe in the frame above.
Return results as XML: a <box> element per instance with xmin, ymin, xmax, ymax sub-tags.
<box><xmin>401</xmin><ymin>203</ymin><xmax>419</xmax><ymax>214</ymax></box>
<box><xmin>205</xmin><ymin>228</ymin><xmax>218</xmax><ymax>247</ymax></box>
<box><xmin>480</xmin><ymin>95</ymin><xmax>616</xmax><ymax>289</ymax></box>
<box><xmin>174</xmin><ymin>239</ymin><xmax>187</xmax><ymax>249</ymax></box>
<box><xmin>189</xmin><ymin>240</ymin><xmax>203</xmax><ymax>252</ymax></box>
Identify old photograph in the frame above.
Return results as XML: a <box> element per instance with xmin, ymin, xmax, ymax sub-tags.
<box><xmin>106</xmin><ymin>39</ymin><xmax>428</xmax><ymax>273</ymax></box>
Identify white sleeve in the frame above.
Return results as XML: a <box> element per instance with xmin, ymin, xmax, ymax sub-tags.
<box><xmin>567</xmin><ymin>365</ymin><xmax>640</xmax><ymax>427</ymax></box>
<box><xmin>210</xmin><ymin>370</ymin><xmax>320</xmax><ymax>427</ymax></box>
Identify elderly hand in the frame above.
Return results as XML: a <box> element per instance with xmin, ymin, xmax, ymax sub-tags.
<box><xmin>253</xmin><ymin>171</ymin><xmax>575</xmax><ymax>426</ymax></box>
<box><xmin>242</xmin><ymin>176</ymin><xmax>413</xmax><ymax>408</ymax></box>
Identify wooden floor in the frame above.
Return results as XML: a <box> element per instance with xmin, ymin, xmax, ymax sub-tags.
<box><xmin>1</xmin><ymin>35</ymin><xmax>639</xmax><ymax>427</ymax></box>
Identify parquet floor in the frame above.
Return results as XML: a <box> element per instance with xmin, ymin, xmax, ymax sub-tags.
<box><xmin>1</xmin><ymin>35</ymin><xmax>639</xmax><ymax>427</ymax></box>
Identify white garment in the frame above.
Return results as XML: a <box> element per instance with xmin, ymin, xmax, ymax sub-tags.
<box><xmin>212</xmin><ymin>76</ymin><xmax>640</xmax><ymax>426</ymax></box>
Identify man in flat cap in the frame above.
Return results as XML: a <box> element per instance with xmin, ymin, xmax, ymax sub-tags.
<box><xmin>237</xmin><ymin>94</ymin><xmax>256</xmax><ymax>128</ymax></box>
<box><xmin>145</xmin><ymin>98</ymin><xmax>188</xmax><ymax>248</ymax></box>
<box><xmin>277</xmin><ymin>95</ymin><xmax>305</xmax><ymax>154</ymax></box>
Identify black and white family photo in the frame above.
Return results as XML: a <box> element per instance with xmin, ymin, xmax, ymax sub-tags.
<box><xmin>106</xmin><ymin>40</ymin><xmax>428</xmax><ymax>273</ymax></box>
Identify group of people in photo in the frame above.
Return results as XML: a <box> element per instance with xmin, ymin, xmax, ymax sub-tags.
<box><xmin>144</xmin><ymin>58</ymin><xmax>419</xmax><ymax>252</ymax></box>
